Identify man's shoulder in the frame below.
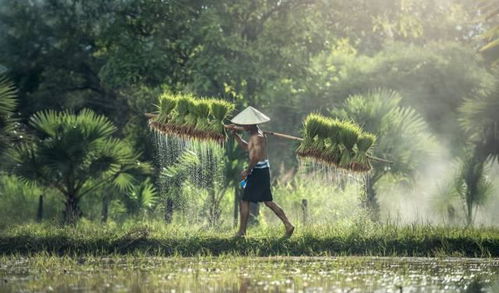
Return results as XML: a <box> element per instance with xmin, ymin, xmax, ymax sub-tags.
<box><xmin>250</xmin><ymin>133</ymin><xmax>265</xmax><ymax>140</ymax></box>
<box><xmin>249</xmin><ymin>133</ymin><xmax>265</xmax><ymax>144</ymax></box>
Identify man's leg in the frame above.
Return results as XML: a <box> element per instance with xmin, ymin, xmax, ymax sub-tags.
<box><xmin>264</xmin><ymin>201</ymin><xmax>295</xmax><ymax>237</ymax></box>
<box><xmin>236</xmin><ymin>200</ymin><xmax>250</xmax><ymax>237</ymax></box>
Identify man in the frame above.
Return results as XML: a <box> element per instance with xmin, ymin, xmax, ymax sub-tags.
<box><xmin>228</xmin><ymin>106</ymin><xmax>295</xmax><ymax>238</ymax></box>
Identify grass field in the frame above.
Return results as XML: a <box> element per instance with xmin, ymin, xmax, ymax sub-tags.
<box><xmin>1</xmin><ymin>221</ymin><xmax>498</xmax><ymax>257</ymax></box>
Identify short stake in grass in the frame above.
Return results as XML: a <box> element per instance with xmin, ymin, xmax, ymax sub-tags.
<box><xmin>297</xmin><ymin>113</ymin><xmax>376</xmax><ymax>173</ymax></box>
<box><xmin>148</xmin><ymin>92</ymin><xmax>235</xmax><ymax>145</ymax></box>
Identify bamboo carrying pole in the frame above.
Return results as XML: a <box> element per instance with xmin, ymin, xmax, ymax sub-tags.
<box><xmin>224</xmin><ymin>124</ymin><xmax>303</xmax><ymax>141</ymax></box>
<box><xmin>223</xmin><ymin>125</ymin><xmax>392</xmax><ymax>164</ymax></box>
<box><xmin>145</xmin><ymin>113</ymin><xmax>392</xmax><ymax>164</ymax></box>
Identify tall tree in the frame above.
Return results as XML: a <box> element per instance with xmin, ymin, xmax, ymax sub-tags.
<box><xmin>456</xmin><ymin>82</ymin><xmax>499</xmax><ymax>225</ymax></box>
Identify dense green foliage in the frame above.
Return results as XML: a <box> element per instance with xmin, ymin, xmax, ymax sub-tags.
<box><xmin>0</xmin><ymin>0</ymin><xmax>498</xmax><ymax>235</ymax></box>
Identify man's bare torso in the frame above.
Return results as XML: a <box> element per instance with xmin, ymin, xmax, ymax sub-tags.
<box><xmin>248</xmin><ymin>131</ymin><xmax>267</xmax><ymax>162</ymax></box>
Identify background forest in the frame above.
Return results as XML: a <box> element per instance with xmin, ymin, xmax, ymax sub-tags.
<box><xmin>0</xmin><ymin>0</ymin><xmax>498</xmax><ymax>230</ymax></box>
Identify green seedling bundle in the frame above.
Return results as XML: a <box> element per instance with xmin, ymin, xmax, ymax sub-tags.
<box><xmin>297</xmin><ymin>113</ymin><xmax>376</xmax><ymax>172</ymax></box>
<box><xmin>150</xmin><ymin>92</ymin><xmax>235</xmax><ymax>144</ymax></box>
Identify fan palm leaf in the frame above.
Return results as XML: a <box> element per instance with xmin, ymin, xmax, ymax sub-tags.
<box><xmin>0</xmin><ymin>75</ymin><xmax>17</xmax><ymax>154</ymax></box>
<box><xmin>459</xmin><ymin>84</ymin><xmax>499</xmax><ymax>162</ymax></box>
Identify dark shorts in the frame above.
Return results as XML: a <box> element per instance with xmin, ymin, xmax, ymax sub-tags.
<box><xmin>242</xmin><ymin>167</ymin><xmax>273</xmax><ymax>202</ymax></box>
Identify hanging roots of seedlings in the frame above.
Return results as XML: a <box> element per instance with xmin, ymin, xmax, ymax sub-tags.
<box><xmin>148</xmin><ymin>92</ymin><xmax>235</xmax><ymax>145</ymax></box>
<box><xmin>297</xmin><ymin>113</ymin><xmax>376</xmax><ymax>173</ymax></box>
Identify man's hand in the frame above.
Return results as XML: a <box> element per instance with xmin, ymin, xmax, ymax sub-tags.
<box><xmin>240</xmin><ymin>169</ymin><xmax>251</xmax><ymax>179</ymax></box>
<box><xmin>226</xmin><ymin>124</ymin><xmax>239</xmax><ymax>135</ymax></box>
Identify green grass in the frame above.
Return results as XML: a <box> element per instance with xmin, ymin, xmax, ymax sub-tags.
<box><xmin>1</xmin><ymin>221</ymin><xmax>498</xmax><ymax>257</ymax></box>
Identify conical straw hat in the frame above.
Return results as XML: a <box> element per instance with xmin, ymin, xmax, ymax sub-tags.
<box><xmin>230</xmin><ymin>106</ymin><xmax>271</xmax><ymax>125</ymax></box>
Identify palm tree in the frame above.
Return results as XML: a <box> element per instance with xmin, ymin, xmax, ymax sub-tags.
<box><xmin>330</xmin><ymin>89</ymin><xmax>435</xmax><ymax>219</ymax></box>
<box><xmin>11</xmin><ymin>109</ymin><xmax>150</xmax><ymax>224</ymax></box>
<box><xmin>455</xmin><ymin>148</ymin><xmax>493</xmax><ymax>226</ymax></box>
<box><xmin>0</xmin><ymin>75</ymin><xmax>17</xmax><ymax>157</ymax></box>
<box><xmin>457</xmin><ymin>84</ymin><xmax>499</xmax><ymax>225</ymax></box>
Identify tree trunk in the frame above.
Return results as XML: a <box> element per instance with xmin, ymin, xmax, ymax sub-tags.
<box><xmin>249</xmin><ymin>202</ymin><xmax>260</xmax><ymax>226</ymax></box>
<box><xmin>207</xmin><ymin>188</ymin><xmax>220</xmax><ymax>226</ymax></box>
<box><xmin>363</xmin><ymin>175</ymin><xmax>380</xmax><ymax>221</ymax></box>
<box><xmin>101</xmin><ymin>196</ymin><xmax>109</xmax><ymax>223</ymax></box>
<box><xmin>63</xmin><ymin>195</ymin><xmax>82</xmax><ymax>225</ymax></box>
<box><xmin>466</xmin><ymin>196</ymin><xmax>473</xmax><ymax>227</ymax></box>
<box><xmin>301</xmin><ymin>199</ymin><xmax>308</xmax><ymax>225</ymax></box>
<box><xmin>164</xmin><ymin>198</ymin><xmax>174</xmax><ymax>223</ymax></box>
<box><xmin>36</xmin><ymin>195</ymin><xmax>44</xmax><ymax>223</ymax></box>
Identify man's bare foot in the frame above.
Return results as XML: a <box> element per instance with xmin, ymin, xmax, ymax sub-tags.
<box><xmin>284</xmin><ymin>225</ymin><xmax>295</xmax><ymax>238</ymax></box>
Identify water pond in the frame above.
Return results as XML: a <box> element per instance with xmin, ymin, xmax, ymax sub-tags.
<box><xmin>1</xmin><ymin>256</ymin><xmax>498</xmax><ymax>292</ymax></box>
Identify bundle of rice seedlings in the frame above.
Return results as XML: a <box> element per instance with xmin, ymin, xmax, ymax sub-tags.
<box><xmin>328</xmin><ymin>119</ymin><xmax>342</xmax><ymax>142</ymax></box>
<box><xmin>183</xmin><ymin>97</ymin><xmax>198</xmax><ymax>128</ymax></box>
<box><xmin>157</xmin><ymin>93</ymin><xmax>177</xmax><ymax>123</ymax></box>
<box><xmin>149</xmin><ymin>93</ymin><xmax>235</xmax><ymax>144</ymax></box>
<box><xmin>174</xmin><ymin>96</ymin><xmax>191</xmax><ymax>125</ymax></box>
<box><xmin>297</xmin><ymin>114</ymin><xmax>321</xmax><ymax>155</ymax></box>
<box><xmin>297</xmin><ymin>113</ymin><xmax>375</xmax><ymax>172</ymax></box>
<box><xmin>304</xmin><ymin>114</ymin><xmax>322</xmax><ymax>139</ymax></box>
<box><xmin>352</xmin><ymin>132</ymin><xmax>376</xmax><ymax>171</ymax></box>
<box><xmin>194</xmin><ymin>100</ymin><xmax>211</xmax><ymax>132</ymax></box>
<box><xmin>298</xmin><ymin>113</ymin><xmax>332</xmax><ymax>160</ymax></box>
<box><xmin>339</xmin><ymin>121</ymin><xmax>361</xmax><ymax>151</ymax></box>
<box><xmin>324</xmin><ymin>120</ymin><xmax>342</xmax><ymax>163</ymax></box>
<box><xmin>210</xmin><ymin>100</ymin><xmax>235</xmax><ymax>133</ymax></box>
<box><xmin>309</xmin><ymin>115</ymin><xmax>330</xmax><ymax>155</ymax></box>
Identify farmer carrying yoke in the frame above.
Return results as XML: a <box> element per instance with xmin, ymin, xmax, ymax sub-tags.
<box><xmin>227</xmin><ymin>106</ymin><xmax>295</xmax><ymax>238</ymax></box>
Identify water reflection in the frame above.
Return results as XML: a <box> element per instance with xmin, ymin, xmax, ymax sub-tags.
<box><xmin>0</xmin><ymin>256</ymin><xmax>498</xmax><ymax>292</ymax></box>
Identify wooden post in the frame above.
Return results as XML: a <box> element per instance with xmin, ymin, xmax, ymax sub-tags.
<box><xmin>165</xmin><ymin>198</ymin><xmax>174</xmax><ymax>224</ymax></box>
<box><xmin>301</xmin><ymin>199</ymin><xmax>308</xmax><ymax>225</ymax></box>
<box><xmin>101</xmin><ymin>196</ymin><xmax>109</xmax><ymax>223</ymax></box>
<box><xmin>36</xmin><ymin>195</ymin><xmax>44</xmax><ymax>223</ymax></box>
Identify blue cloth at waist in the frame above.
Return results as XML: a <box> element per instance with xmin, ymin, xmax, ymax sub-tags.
<box><xmin>253</xmin><ymin>159</ymin><xmax>270</xmax><ymax>169</ymax></box>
